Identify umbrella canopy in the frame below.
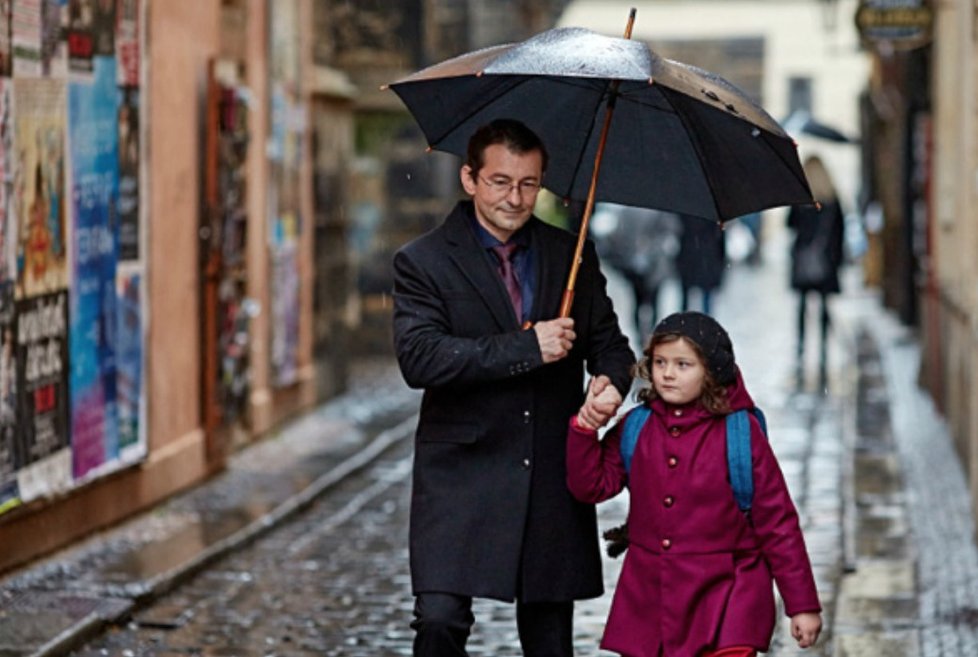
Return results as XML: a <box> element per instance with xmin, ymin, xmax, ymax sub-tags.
<box><xmin>388</xmin><ymin>25</ymin><xmax>813</xmax><ymax>222</ymax></box>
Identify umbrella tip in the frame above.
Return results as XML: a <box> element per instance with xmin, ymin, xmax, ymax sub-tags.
<box><xmin>624</xmin><ymin>7</ymin><xmax>637</xmax><ymax>38</ymax></box>
<box><xmin>379</xmin><ymin>84</ymin><xmax>388</xmax><ymax>91</ymax></box>
<box><xmin>425</xmin><ymin>146</ymin><xmax>433</xmax><ymax>153</ymax></box>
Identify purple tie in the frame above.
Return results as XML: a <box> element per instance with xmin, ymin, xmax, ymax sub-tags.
<box><xmin>492</xmin><ymin>243</ymin><xmax>522</xmax><ymax>321</ymax></box>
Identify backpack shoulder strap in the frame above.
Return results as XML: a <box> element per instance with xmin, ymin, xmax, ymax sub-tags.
<box><xmin>751</xmin><ymin>406</ymin><xmax>768</xmax><ymax>436</ymax></box>
<box><xmin>620</xmin><ymin>405</ymin><xmax>652</xmax><ymax>476</ymax></box>
<box><xmin>726</xmin><ymin>408</ymin><xmax>767</xmax><ymax>513</ymax></box>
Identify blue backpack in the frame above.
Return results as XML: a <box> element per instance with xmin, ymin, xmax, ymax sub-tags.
<box><xmin>619</xmin><ymin>405</ymin><xmax>768</xmax><ymax>513</ymax></box>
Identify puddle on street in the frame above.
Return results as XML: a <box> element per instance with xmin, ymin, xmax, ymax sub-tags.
<box><xmin>99</xmin><ymin>507</ymin><xmax>271</xmax><ymax>582</ymax></box>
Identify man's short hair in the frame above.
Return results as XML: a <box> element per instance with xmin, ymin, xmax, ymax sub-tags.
<box><xmin>465</xmin><ymin>119</ymin><xmax>549</xmax><ymax>175</ymax></box>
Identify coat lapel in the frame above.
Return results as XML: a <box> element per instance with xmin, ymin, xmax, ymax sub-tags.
<box><xmin>443</xmin><ymin>203</ymin><xmax>518</xmax><ymax>331</ymax></box>
<box><xmin>530</xmin><ymin>221</ymin><xmax>572</xmax><ymax>322</ymax></box>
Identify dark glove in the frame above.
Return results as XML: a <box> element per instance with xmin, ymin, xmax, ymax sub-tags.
<box><xmin>602</xmin><ymin>522</ymin><xmax>629</xmax><ymax>558</ymax></box>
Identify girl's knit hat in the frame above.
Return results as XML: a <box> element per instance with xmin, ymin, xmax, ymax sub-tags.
<box><xmin>652</xmin><ymin>311</ymin><xmax>736</xmax><ymax>386</ymax></box>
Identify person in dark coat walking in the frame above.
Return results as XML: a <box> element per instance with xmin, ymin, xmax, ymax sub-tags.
<box><xmin>392</xmin><ymin>119</ymin><xmax>635</xmax><ymax>656</ymax></box>
<box><xmin>591</xmin><ymin>203</ymin><xmax>681</xmax><ymax>342</ymax></box>
<box><xmin>787</xmin><ymin>155</ymin><xmax>845</xmax><ymax>384</ymax></box>
<box><xmin>676</xmin><ymin>215</ymin><xmax>726</xmax><ymax>315</ymax></box>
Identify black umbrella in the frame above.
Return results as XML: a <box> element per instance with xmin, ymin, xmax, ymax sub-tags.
<box><xmin>783</xmin><ymin>109</ymin><xmax>858</xmax><ymax>144</ymax></box>
<box><xmin>387</xmin><ymin>11</ymin><xmax>812</xmax><ymax>316</ymax></box>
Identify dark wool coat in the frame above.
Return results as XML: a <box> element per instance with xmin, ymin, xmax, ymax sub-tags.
<box><xmin>567</xmin><ymin>372</ymin><xmax>821</xmax><ymax>657</ymax></box>
<box><xmin>393</xmin><ymin>201</ymin><xmax>634</xmax><ymax>603</ymax></box>
<box><xmin>788</xmin><ymin>199</ymin><xmax>846</xmax><ymax>293</ymax></box>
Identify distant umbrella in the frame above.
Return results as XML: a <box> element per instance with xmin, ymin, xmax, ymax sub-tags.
<box><xmin>783</xmin><ymin>109</ymin><xmax>858</xmax><ymax>144</ymax></box>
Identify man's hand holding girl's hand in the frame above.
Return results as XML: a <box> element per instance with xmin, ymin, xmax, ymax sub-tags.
<box><xmin>576</xmin><ymin>375</ymin><xmax>622</xmax><ymax>431</ymax></box>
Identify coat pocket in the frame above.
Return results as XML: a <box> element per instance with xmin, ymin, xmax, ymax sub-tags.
<box><xmin>417</xmin><ymin>420</ymin><xmax>482</xmax><ymax>444</ymax></box>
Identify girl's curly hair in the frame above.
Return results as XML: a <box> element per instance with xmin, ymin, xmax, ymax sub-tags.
<box><xmin>633</xmin><ymin>333</ymin><xmax>731</xmax><ymax>415</ymax></box>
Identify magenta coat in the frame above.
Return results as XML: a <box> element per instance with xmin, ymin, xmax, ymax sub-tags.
<box><xmin>567</xmin><ymin>372</ymin><xmax>821</xmax><ymax>657</ymax></box>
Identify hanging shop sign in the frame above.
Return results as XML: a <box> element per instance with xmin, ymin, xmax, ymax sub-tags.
<box><xmin>855</xmin><ymin>0</ymin><xmax>934</xmax><ymax>51</ymax></box>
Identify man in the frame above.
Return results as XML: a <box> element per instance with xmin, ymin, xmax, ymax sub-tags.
<box><xmin>392</xmin><ymin>118</ymin><xmax>634</xmax><ymax>656</ymax></box>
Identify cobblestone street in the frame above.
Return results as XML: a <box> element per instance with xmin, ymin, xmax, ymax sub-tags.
<box><xmin>5</xmin><ymin>234</ymin><xmax>978</xmax><ymax>656</ymax></box>
<box><xmin>59</xmin><ymin>238</ymin><xmax>847</xmax><ymax>657</ymax></box>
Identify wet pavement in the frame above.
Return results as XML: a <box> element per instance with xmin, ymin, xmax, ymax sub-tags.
<box><xmin>1</xmin><ymin>231</ymin><xmax>977</xmax><ymax>656</ymax></box>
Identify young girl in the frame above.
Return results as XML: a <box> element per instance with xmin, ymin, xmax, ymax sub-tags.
<box><xmin>568</xmin><ymin>311</ymin><xmax>822</xmax><ymax>657</ymax></box>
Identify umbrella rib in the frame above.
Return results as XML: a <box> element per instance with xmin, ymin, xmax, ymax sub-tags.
<box><xmin>654</xmin><ymin>88</ymin><xmax>725</xmax><ymax>221</ymax></box>
<box><xmin>559</xmin><ymin>80</ymin><xmax>617</xmax><ymax>201</ymax></box>
<box><xmin>654</xmin><ymin>88</ymin><xmax>813</xmax><ymax>219</ymax></box>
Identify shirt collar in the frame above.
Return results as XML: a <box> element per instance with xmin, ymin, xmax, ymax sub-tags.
<box><xmin>467</xmin><ymin>207</ymin><xmax>532</xmax><ymax>250</ymax></box>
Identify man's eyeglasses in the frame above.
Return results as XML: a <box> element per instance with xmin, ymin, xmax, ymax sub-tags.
<box><xmin>477</xmin><ymin>175</ymin><xmax>542</xmax><ymax>197</ymax></box>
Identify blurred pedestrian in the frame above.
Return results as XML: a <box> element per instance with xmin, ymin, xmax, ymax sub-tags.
<box><xmin>591</xmin><ymin>203</ymin><xmax>680</xmax><ymax>340</ymax></box>
<box><xmin>738</xmin><ymin>211</ymin><xmax>763</xmax><ymax>266</ymax></box>
<box><xmin>567</xmin><ymin>311</ymin><xmax>823</xmax><ymax>657</ymax></box>
<box><xmin>676</xmin><ymin>216</ymin><xmax>726</xmax><ymax>315</ymax></box>
<box><xmin>392</xmin><ymin>118</ymin><xmax>634</xmax><ymax>657</ymax></box>
<box><xmin>787</xmin><ymin>155</ymin><xmax>845</xmax><ymax>384</ymax></box>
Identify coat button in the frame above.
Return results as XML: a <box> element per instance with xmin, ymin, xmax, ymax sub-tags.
<box><xmin>661</xmin><ymin>538</ymin><xmax>672</xmax><ymax>550</ymax></box>
<box><xmin>673</xmin><ymin>409</ymin><xmax>682</xmax><ymax>417</ymax></box>
<box><xmin>669</xmin><ymin>427</ymin><xmax>681</xmax><ymax>437</ymax></box>
<box><xmin>663</xmin><ymin>495</ymin><xmax>674</xmax><ymax>507</ymax></box>
<box><xmin>523</xmin><ymin>410</ymin><xmax>531</xmax><ymax>424</ymax></box>
<box><xmin>522</xmin><ymin>458</ymin><xmax>531</xmax><ymax>469</ymax></box>
<box><xmin>667</xmin><ymin>456</ymin><xmax>679</xmax><ymax>468</ymax></box>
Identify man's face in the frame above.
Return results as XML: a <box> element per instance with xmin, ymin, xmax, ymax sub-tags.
<box><xmin>460</xmin><ymin>143</ymin><xmax>543</xmax><ymax>243</ymax></box>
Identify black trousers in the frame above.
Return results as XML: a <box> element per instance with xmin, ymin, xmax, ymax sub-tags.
<box><xmin>412</xmin><ymin>592</ymin><xmax>574</xmax><ymax>657</ymax></box>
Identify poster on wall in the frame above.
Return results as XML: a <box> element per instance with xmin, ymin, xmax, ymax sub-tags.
<box><xmin>0</xmin><ymin>81</ymin><xmax>13</xmax><ymax>289</ymax></box>
<box><xmin>117</xmin><ymin>86</ymin><xmax>137</xmax><ymax>259</ymax></box>
<box><xmin>115</xmin><ymin>268</ymin><xmax>141</xmax><ymax>455</ymax></box>
<box><xmin>66</xmin><ymin>0</ymin><xmax>94</xmax><ymax>75</ymax></box>
<box><xmin>268</xmin><ymin>87</ymin><xmax>302</xmax><ymax>388</ymax></box>
<box><xmin>0</xmin><ymin>1</ymin><xmax>12</xmax><ymax>77</ymax></box>
<box><xmin>13</xmin><ymin>289</ymin><xmax>71</xmax><ymax>502</ymax></box>
<box><xmin>0</xmin><ymin>284</ymin><xmax>18</xmax><ymax>513</ymax></box>
<box><xmin>0</xmin><ymin>77</ymin><xmax>14</xmax><ymax>511</ymax></box>
<box><xmin>267</xmin><ymin>1</ymin><xmax>303</xmax><ymax>388</ymax></box>
<box><xmin>13</xmin><ymin>77</ymin><xmax>66</xmax><ymax>298</ymax></box>
<box><xmin>115</xmin><ymin>0</ymin><xmax>139</xmax><ymax>87</ymax></box>
<box><xmin>270</xmin><ymin>244</ymin><xmax>299</xmax><ymax>387</ymax></box>
<box><xmin>92</xmin><ymin>0</ymin><xmax>114</xmax><ymax>56</ymax></box>
<box><xmin>41</xmin><ymin>0</ymin><xmax>67</xmax><ymax>78</ymax></box>
<box><xmin>12</xmin><ymin>0</ymin><xmax>42</xmax><ymax>77</ymax></box>
<box><xmin>68</xmin><ymin>55</ymin><xmax>118</xmax><ymax>479</ymax></box>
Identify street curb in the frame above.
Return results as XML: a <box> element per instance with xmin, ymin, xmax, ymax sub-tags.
<box><xmin>26</xmin><ymin>415</ymin><xmax>418</xmax><ymax>657</ymax></box>
<box><xmin>839</xmin><ymin>316</ymin><xmax>860</xmax><ymax>575</ymax></box>
<box><xmin>831</xmin><ymin>317</ymin><xmax>920</xmax><ymax>657</ymax></box>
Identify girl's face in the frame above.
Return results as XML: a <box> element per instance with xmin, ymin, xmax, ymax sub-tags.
<box><xmin>651</xmin><ymin>337</ymin><xmax>707</xmax><ymax>406</ymax></box>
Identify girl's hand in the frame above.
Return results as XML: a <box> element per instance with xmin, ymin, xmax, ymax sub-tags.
<box><xmin>790</xmin><ymin>611</ymin><xmax>822</xmax><ymax>648</ymax></box>
<box><xmin>577</xmin><ymin>375</ymin><xmax>621</xmax><ymax>430</ymax></box>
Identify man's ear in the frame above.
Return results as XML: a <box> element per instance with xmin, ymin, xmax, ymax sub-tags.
<box><xmin>459</xmin><ymin>165</ymin><xmax>477</xmax><ymax>195</ymax></box>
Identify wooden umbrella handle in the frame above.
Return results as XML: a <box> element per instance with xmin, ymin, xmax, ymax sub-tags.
<box><xmin>559</xmin><ymin>8</ymin><xmax>637</xmax><ymax>318</ymax></box>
